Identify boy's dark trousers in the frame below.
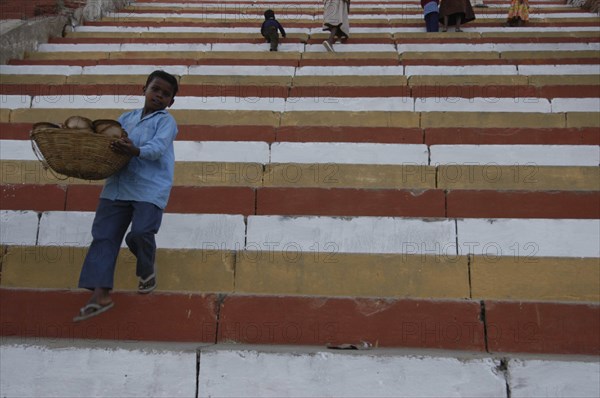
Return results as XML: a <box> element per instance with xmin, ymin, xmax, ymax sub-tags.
<box><xmin>78</xmin><ymin>199</ymin><xmax>163</xmax><ymax>289</ymax></box>
<box><xmin>262</xmin><ymin>25</ymin><xmax>279</xmax><ymax>51</ymax></box>
<box><xmin>425</xmin><ymin>12</ymin><xmax>439</xmax><ymax>32</ymax></box>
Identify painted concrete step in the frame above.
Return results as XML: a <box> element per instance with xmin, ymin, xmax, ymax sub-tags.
<box><xmin>2</xmin><ymin>211</ymin><xmax>598</xmax><ymax>259</ymax></box>
<box><xmin>2</xmin><ymin>241</ymin><xmax>598</xmax><ymax>302</ymax></box>
<box><xmin>2</xmin><ymin>339</ymin><xmax>599</xmax><ymax>398</ymax></box>
<box><xmin>3</xmin><ymin>122</ymin><xmax>598</xmax><ymax>145</ymax></box>
<box><xmin>2</xmin><ymin>159</ymin><xmax>598</xmax><ymax>192</ymax></box>
<box><xmin>3</xmin><ymin>183</ymin><xmax>599</xmax><ymax>219</ymax></box>
<box><xmin>1</xmin><ymin>289</ymin><xmax>598</xmax><ymax>355</ymax></box>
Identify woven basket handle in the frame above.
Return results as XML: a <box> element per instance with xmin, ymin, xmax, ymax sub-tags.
<box><xmin>30</xmin><ymin>131</ymin><xmax>69</xmax><ymax>181</ymax></box>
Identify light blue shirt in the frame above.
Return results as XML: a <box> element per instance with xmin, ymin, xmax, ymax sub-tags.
<box><xmin>424</xmin><ymin>1</ymin><xmax>439</xmax><ymax>16</ymax></box>
<box><xmin>100</xmin><ymin>108</ymin><xmax>178</xmax><ymax>209</ymax></box>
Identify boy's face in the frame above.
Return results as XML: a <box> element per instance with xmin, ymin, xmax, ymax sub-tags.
<box><xmin>143</xmin><ymin>77</ymin><xmax>175</xmax><ymax>114</ymax></box>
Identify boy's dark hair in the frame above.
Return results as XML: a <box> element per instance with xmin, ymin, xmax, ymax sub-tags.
<box><xmin>145</xmin><ymin>70</ymin><xmax>179</xmax><ymax>97</ymax></box>
<box><xmin>264</xmin><ymin>9</ymin><xmax>275</xmax><ymax>20</ymax></box>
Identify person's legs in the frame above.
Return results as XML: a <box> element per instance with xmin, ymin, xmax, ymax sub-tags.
<box><xmin>79</xmin><ymin>199</ymin><xmax>132</xmax><ymax>294</ymax></box>
<box><xmin>442</xmin><ymin>16</ymin><xmax>448</xmax><ymax>32</ymax></box>
<box><xmin>125</xmin><ymin>201</ymin><xmax>163</xmax><ymax>292</ymax></box>
<box><xmin>323</xmin><ymin>25</ymin><xmax>338</xmax><ymax>52</ymax></box>
<box><xmin>266</xmin><ymin>25</ymin><xmax>279</xmax><ymax>51</ymax></box>
<box><xmin>425</xmin><ymin>13</ymin><xmax>439</xmax><ymax>32</ymax></box>
<box><xmin>455</xmin><ymin>15</ymin><xmax>463</xmax><ymax>32</ymax></box>
<box><xmin>75</xmin><ymin>199</ymin><xmax>132</xmax><ymax>320</ymax></box>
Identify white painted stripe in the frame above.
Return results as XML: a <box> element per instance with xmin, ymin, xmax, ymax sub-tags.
<box><xmin>0</xmin><ymin>140</ymin><xmax>35</xmax><ymax>161</ymax></box>
<box><xmin>284</xmin><ymin>97</ymin><xmax>413</xmax><ymax>112</ymax></box>
<box><xmin>0</xmin><ymin>344</ymin><xmax>196</xmax><ymax>398</ymax></box>
<box><xmin>172</xmin><ymin>96</ymin><xmax>286</xmax><ymax>111</ymax></box>
<box><xmin>187</xmin><ymin>65</ymin><xmax>295</xmax><ymax>76</ymax></box>
<box><xmin>21</xmin><ymin>94</ymin><xmax>595</xmax><ymax>114</ymax></box>
<box><xmin>0</xmin><ymin>210</ymin><xmax>39</xmax><ymax>246</ymax></box>
<box><xmin>509</xmin><ymin>360</ymin><xmax>600</xmax><ymax>398</ymax></box>
<box><xmin>306</xmin><ymin>44</ymin><xmax>397</xmax><ymax>53</ymax></box>
<box><xmin>37</xmin><ymin>43</ymin><xmax>122</xmax><ymax>52</ymax></box>
<box><xmin>518</xmin><ymin>64</ymin><xmax>600</xmax><ymax>75</ymax></box>
<box><xmin>37</xmin><ymin>211</ymin><xmax>246</xmax><ymax>249</ymax></box>
<box><xmin>199</xmin><ymin>349</ymin><xmax>506</xmax><ymax>398</ymax></box>
<box><xmin>247</xmin><ymin>216</ymin><xmax>457</xmax><ymax>255</ymax></box>
<box><xmin>72</xmin><ymin>25</ymin><xmax>600</xmax><ymax>34</ymax></box>
<box><xmin>0</xmin><ymin>95</ymin><xmax>31</xmax><ymax>110</ymax></box>
<box><xmin>405</xmin><ymin>65</ymin><xmax>517</xmax><ymax>76</ymax></box>
<box><xmin>120</xmin><ymin>43</ymin><xmax>211</xmax><ymax>52</ymax></box>
<box><xmin>295</xmin><ymin>66</ymin><xmax>404</xmax><ymax>76</ymax></box>
<box><xmin>551</xmin><ymin>97</ymin><xmax>600</xmax><ymax>112</ymax></box>
<box><xmin>81</xmin><ymin>65</ymin><xmax>189</xmax><ymax>76</ymax></box>
<box><xmin>28</xmin><ymin>95</ymin><xmax>284</xmax><ymax>111</ymax></box>
<box><xmin>105</xmin><ymin>12</ymin><xmax>316</xmax><ymax>19</ymax></box>
<box><xmin>416</xmin><ymin>97</ymin><xmax>552</xmax><ymax>113</ymax></box>
<box><xmin>399</xmin><ymin>43</ymin><xmax>598</xmax><ymax>53</ymax></box>
<box><xmin>3</xmin><ymin>64</ymin><xmax>597</xmax><ymax>78</ymax></box>
<box><xmin>457</xmin><ymin>218</ymin><xmax>600</xmax><ymax>258</ymax></box>
<box><xmin>271</xmin><ymin>142</ymin><xmax>429</xmax><ymax>165</ymax></box>
<box><xmin>0</xmin><ymin>65</ymin><xmax>82</xmax><ymax>75</ymax></box>
<box><xmin>38</xmin><ymin>211</ymin><xmax>94</xmax><ymax>246</ymax></box>
<box><xmin>210</xmin><ymin>43</ymin><xmax>305</xmax><ymax>52</ymax></box>
<box><xmin>430</xmin><ymin>145</ymin><xmax>600</xmax><ymax>166</ymax></box>
<box><xmin>1</xmin><ymin>140</ymin><xmax>270</xmax><ymax>163</ymax></box>
<box><xmin>174</xmin><ymin>141</ymin><xmax>270</xmax><ymax>163</ymax></box>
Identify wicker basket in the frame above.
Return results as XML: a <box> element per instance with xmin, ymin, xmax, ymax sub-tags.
<box><xmin>30</xmin><ymin>128</ymin><xmax>131</xmax><ymax>180</ymax></box>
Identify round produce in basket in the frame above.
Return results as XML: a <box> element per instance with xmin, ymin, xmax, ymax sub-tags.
<box><xmin>93</xmin><ymin>119</ymin><xmax>126</xmax><ymax>139</ymax></box>
<box><xmin>65</xmin><ymin>115</ymin><xmax>94</xmax><ymax>130</ymax></box>
<box><xmin>31</xmin><ymin>122</ymin><xmax>61</xmax><ymax>132</ymax></box>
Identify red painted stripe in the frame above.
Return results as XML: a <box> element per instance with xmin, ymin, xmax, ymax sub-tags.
<box><xmin>403</xmin><ymin>58</ymin><xmax>600</xmax><ymax>66</ymax></box>
<box><xmin>64</xmin><ymin>185</ymin><xmax>256</xmax><ymax>214</ymax></box>
<box><xmin>485</xmin><ymin>300</ymin><xmax>600</xmax><ymax>355</ymax></box>
<box><xmin>166</xmin><ymin>186</ymin><xmax>256</xmax><ymax>215</ymax></box>
<box><xmin>218</xmin><ymin>295</ymin><xmax>486</xmax><ymax>350</ymax></box>
<box><xmin>177</xmin><ymin>125</ymin><xmax>278</xmax><ymax>142</ymax></box>
<box><xmin>4</xmin><ymin>83</ymin><xmax>596</xmax><ymax>100</ymax></box>
<box><xmin>413</xmin><ymin>85</ymin><xmax>600</xmax><ymax>99</ymax></box>
<box><xmin>3</xmin><ymin>124</ymin><xmax>596</xmax><ymax>146</ymax></box>
<box><xmin>447</xmin><ymin>191</ymin><xmax>600</xmax><ymax>219</ymax></box>
<box><xmin>1</xmin><ymin>184</ymin><xmax>66</xmax><ymax>211</ymax></box>
<box><xmin>0</xmin><ymin>289</ymin><xmax>218</xmax><ymax>342</ymax></box>
<box><xmin>257</xmin><ymin>188</ymin><xmax>446</xmax><ymax>217</ymax></box>
<box><xmin>425</xmin><ymin>127</ymin><xmax>600</xmax><ymax>145</ymax></box>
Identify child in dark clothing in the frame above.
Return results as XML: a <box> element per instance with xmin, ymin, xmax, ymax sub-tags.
<box><xmin>261</xmin><ymin>9</ymin><xmax>286</xmax><ymax>51</ymax></box>
<box><xmin>421</xmin><ymin>0</ymin><xmax>440</xmax><ymax>32</ymax></box>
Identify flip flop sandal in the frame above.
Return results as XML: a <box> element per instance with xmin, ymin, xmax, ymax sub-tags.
<box><xmin>73</xmin><ymin>302</ymin><xmax>114</xmax><ymax>322</ymax></box>
<box><xmin>138</xmin><ymin>273</ymin><xmax>157</xmax><ymax>294</ymax></box>
<box><xmin>322</xmin><ymin>40</ymin><xmax>335</xmax><ymax>52</ymax></box>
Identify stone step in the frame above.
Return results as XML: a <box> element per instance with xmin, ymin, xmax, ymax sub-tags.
<box><xmin>1</xmin><ymin>289</ymin><xmax>598</xmax><ymax>355</ymax></box>
<box><xmin>1</xmin><ymin>339</ymin><xmax>598</xmax><ymax>398</ymax></box>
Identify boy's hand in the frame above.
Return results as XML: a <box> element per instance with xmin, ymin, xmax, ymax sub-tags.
<box><xmin>110</xmin><ymin>136</ymin><xmax>140</xmax><ymax>157</ymax></box>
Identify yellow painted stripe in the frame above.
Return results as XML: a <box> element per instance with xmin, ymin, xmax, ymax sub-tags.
<box><xmin>4</xmin><ymin>161</ymin><xmax>595</xmax><ymax>192</ymax></box>
<box><xmin>24</xmin><ymin>51</ymin><xmax>110</xmax><ymax>60</ymax></box>
<box><xmin>566</xmin><ymin>112</ymin><xmax>600</xmax><ymax>128</ymax></box>
<box><xmin>401</xmin><ymin>52</ymin><xmax>500</xmax><ymax>60</ymax></box>
<box><xmin>235</xmin><ymin>252</ymin><xmax>470</xmax><ymax>299</ymax></box>
<box><xmin>421</xmin><ymin>112</ymin><xmax>565</xmax><ymax>129</ymax></box>
<box><xmin>180</xmin><ymin>75</ymin><xmax>292</xmax><ymax>86</ymax></box>
<box><xmin>408</xmin><ymin>75</ymin><xmax>528</xmax><ymax>87</ymax></box>
<box><xmin>438</xmin><ymin>165</ymin><xmax>600</xmax><ymax>191</ymax></box>
<box><xmin>293</xmin><ymin>75</ymin><xmax>407</xmax><ymax>87</ymax></box>
<box><xmin>1</xmin><ymin>75</ymin><xmax>68</xmax><ymax>85</ymax></box>
<box><xmin>528</xmin><ymin>75</ymin><xmax>600</xmax><ymax>86</ymax></box>
<box><xmin>1</xmin><ymin>246</ymin><xmax>235</xmax><ymax>293</ymax></box>
<box><xmin>471</xmin><ymin>256</ymin><xmax>600</xmax><ymax>302</ymax></box>
<box><xmin>501</xmin><ymin>50</ymin><xmax>600</xmax><ymax>60</ymax></box>
<box><xmin>280</xmin><ymin>111</ymin><xmax>419</xmax><ymax>128</ymax></box>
